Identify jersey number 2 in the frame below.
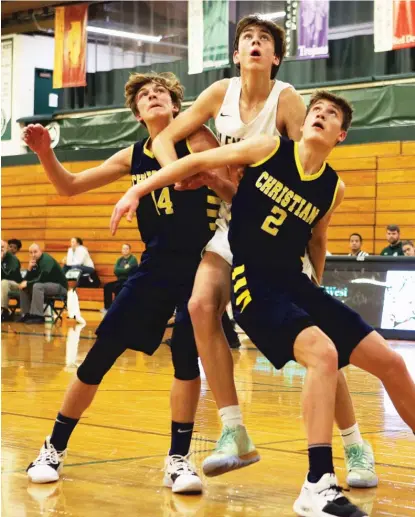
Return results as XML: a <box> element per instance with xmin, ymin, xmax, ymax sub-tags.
<box><xmin>154</xmin><ymin>187</ymin><xmax>174</xmax><ymax>215</ymax></box>
<box><xmin>261</xmin><ymin>205</ymin><xmax>287</xmax><ymax>236</ymax></box>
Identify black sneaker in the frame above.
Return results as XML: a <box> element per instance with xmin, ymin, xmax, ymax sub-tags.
<box><xmin>27</xmin><ymin>436</ymin><xmax>66</xmax><ymax>484</ymax></box>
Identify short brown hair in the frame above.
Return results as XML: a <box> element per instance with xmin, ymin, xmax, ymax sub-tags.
<box><xmin>233</xmin><ymin>15</ymin><xmax>286</xmax><ymax>79</ymax></box>
<box><xmin>387</xmin><ymin>224</ymin><xmax>400</xmax><ymax>233</ymax></box>
<box><xmin>306</xmin><ymin>90</ymin><xmax>354</xmax><ymax>131</ymax></box>
<box><xmin>124</xmin><ymin>72</ymin><xmax>184</xmax><ymax>118</ymax></box>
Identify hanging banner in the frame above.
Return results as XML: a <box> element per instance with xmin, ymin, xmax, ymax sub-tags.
<box><xmin>374</xmin><ymin>0</ymin><xmax>415</xmax><ymax>52</ymax></box>
<box><xmin>296</xmin><ymin>0</ymin><xmax>329</xmax><ymax>59</ymax></box>
<box><xmin>188</xmin><ymin>0</ymin><xmax>229</xmax><ymax>75</ymax></box>
<box><xmin>1</xmin><ymin>38</ymin><xmax>13</xmax><ymax>141</ymax></box>
<box><xmin>53</xmin><ymin>3</ymin><xmax>88</xmax><ymax>88</ymax></box>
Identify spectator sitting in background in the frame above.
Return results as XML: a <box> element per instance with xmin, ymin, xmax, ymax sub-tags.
<box><xmin>1</xmin><ymin>240</ymin><xmax>22</xmax><ymax>322</ymax></box>
<box><xmin>348</xmin><ymin>233</ymin><xmax>369</xmax><ymax>258</ymax></box>
<box><xmin>18</xmin><ymin>243</ymin><xmax>67</xmax><ymax>324</ymax></box>
<box><xmin>62</xmin><ymin>237</ymin><xmax>95</xmax><ymax>276</ymax></box>
<box><xmin>102</xmin><ymin>243</ymin><xmax>138</xmax><ymax>312</ymax></box>
<box><xmin>402</xmin><ymin>240</ymin><xmax>415</xmax><ymax>257</ymax></box>
<box><xmin>380</xmin><ymin>224</ymin><xmax>404</xmax><ymax>256</ymax></box>
<box><xmin>8</xmin><ymin>239</ymin><xmax>22</xmax><ymax>266</ymax></box>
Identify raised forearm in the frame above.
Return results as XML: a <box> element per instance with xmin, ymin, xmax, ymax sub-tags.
<box><xmin>152</xmin><ymin>133</ymin><xmax>179</xmax><ymax>167</ymax></box>
<box><xmin>37</xmin><ymin>149</ymin><xmax>76</xmax><ymax>196</ymax></box>
<box><xmin>134</xmin><ymin>154</ymin><xmax>203</xmax><ymax>197</ymax></box>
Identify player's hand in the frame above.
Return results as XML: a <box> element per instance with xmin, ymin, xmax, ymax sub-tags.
<box><xmin>19</xmin><ymin>280</ymin><xmax>27</xmax><ymax>290</ymax></box>
<box><xmin>28</xmin><ymin>259</ymin><xmax>37</xmax><ymax>270</ymax></box>
<box><xmin>22</xmin><ymin>124</ymin><xmax>52</xmax><ymax>155</ymax></box>
<box><xmin>229</xmin><ymin>165</ymin><xmax>245</xmax><ymax>185</ymax></box>
<box><xmin>110</xmin><ymin>188</ymin><xmax>140</xmax><ymax>236</ymax></box>
<box><xmin>174</xmin><ymin>173</ymin><xmax>207</xmax><ymax>191</ymax></box>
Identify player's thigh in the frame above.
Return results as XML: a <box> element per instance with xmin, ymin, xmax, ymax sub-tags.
<box><xmin>290</xmin><ymin>278</ymin><xmax>373</xmax><ymax>368</ymax></box>
<box><xmin>96</xmin><ymin>263</ymin><xmax>175</xmax><ymax>354</ymax></box>
<box><xmin>189</xmin><ymin>251</ymin><xmax>231</xmax><ymax>317</ymax></box>
<box><xmin>349</xmin><ymin>330</ymin><xmax>407</xmax><ymax>378</ymax></box>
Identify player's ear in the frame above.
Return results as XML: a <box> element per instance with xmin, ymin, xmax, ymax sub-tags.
<box><xmin>337</xmin><ymin>130</ymin><xmax>347</xmax><ymax>144</ymax></box>
<box><xmin>233</xmin><ymin>49</ymin><xmax>240</xmax><ymax>66</ymax></box>
<box><xmin>273</xmin><ymin>54</ymin><xmax>280</xmax><ymax>66</ymax></box>
<box><xmin>172</xmin><ymin>104</ymin><xmax>180</xmax><ymax>116</ymax></box>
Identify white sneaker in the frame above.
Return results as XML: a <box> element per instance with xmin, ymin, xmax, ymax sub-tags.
<box><xmin>293</xmin><ymin>473</ymin><xmax>368</xmax><ymax>517</ymax></box>
<box><xmin>27</xmin><ymin>437</ymin><xmax>66</xmax><ymax>483</ymax></box>
<box><xmin>345</xmin><ymin>441</ymin><xmax>378</xmax><ymax>488</ymax></box>
<box><xmin>163</xmin><ymin>454</ymin><xmax>203</xmax><ymax>494</ymax></box>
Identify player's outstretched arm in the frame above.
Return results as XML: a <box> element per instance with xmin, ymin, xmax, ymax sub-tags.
<box><xmin>308</xmin><ymin>180</ymin><xmax>345</xmax><ymax>284</ymax></box>
<box><xmin>110</xmin><ymin>135</ymin><xmax>278</xmax><ymax>235</ymax></box>
<box><xmin>186</xmin><ymin>125</ymin><xmax>236</xmax><ymax>203</ymax></box>
<box><xmin>23</xmin><ymin>124</ymin><xmax>131</xmax><ymax>196</ymax></box>
<box><xmin>152</xmin><ymin>80</ymin><xmax>228</xmax><ymax>167</ymax></box>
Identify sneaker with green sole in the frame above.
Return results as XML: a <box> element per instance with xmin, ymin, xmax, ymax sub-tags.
<box><xmin>202</xmin><ymin>425</ymin><xmax>260</xmax><ymax>477</ymax></box>
<box><xmin>345</xmin><ymin>440</ymin><xmax>378</xmax><ymax>488</ymax></box>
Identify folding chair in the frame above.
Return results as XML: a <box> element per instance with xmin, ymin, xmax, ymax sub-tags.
<box><xmin>43</xmin><ymin>269</ymin><xmax>82</xmax><ymax>323</ymax></box>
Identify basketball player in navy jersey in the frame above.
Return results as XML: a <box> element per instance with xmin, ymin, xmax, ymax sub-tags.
<box><xmin>112</xmin><ymin>15</ymin><xmax>378</xmax><ymax>488</ymax></box>
<box><xmin>23</xmin><ymin>72</ymin><xmax>234</xmax><ymax>493</ymax></box>
<box><xmin>111</xmin><ymin>90</ymin><xmax>415</xmax><ymax>517</ymax></box>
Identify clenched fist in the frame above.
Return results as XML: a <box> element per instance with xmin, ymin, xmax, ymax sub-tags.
<box><xmin>22</xmin><ymin>124</ymin><xmax>51</xmax><ymax>155</ymax></box>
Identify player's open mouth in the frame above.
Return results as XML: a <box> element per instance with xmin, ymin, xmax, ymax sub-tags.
<box><xmin>149</xmin><ymin>103</ymin><xmax>163</xmax><ymax>109</ymax></box>
<box><xmin>312</xmin><ymin>121</ymin><xmax>324</xmax><ymax>130</ymax></box>
<box><xmin>250</xmin><ymin>49</ymin><xmax>261</xmax><ymax>57</ymax></box>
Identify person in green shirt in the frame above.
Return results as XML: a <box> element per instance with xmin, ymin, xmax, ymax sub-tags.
<box><xmin>103</xmin><ymin>243</ymin><xmax>138</xmax><ymax>311</ymax></box>
<box><xmin>380</xmin><ymin>224</ymin><xmax>404</xmax><ymax>256</ymax></box>
<box><xmin>18</xmin><ymin>243</ymin><xmax>68</xmax><ymax>324</ymax></box>
<box><xmin>1</xmin><ymin>239</ymin><xmax>22</xmax><ymax>321</ymax></box>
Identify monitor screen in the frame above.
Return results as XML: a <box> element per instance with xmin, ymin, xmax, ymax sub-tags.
<box><xmin>322</xmin><ymin>260</ymin><xmax>415</xmax><ymax>334</ymax></box>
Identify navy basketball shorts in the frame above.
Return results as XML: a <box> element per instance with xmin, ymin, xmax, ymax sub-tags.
<box><xmin>231</xmin><ymin>263</ymin><xmax>374</xmax><ymax>369</ymax></box>
<box><xmin>96</xmin><ymin>251</ymin><xmax>199</xmax><ymax>364</ymax></box>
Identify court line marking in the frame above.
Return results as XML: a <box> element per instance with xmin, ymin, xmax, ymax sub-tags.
<box><xmin>1</xmin><ymin>411</ymin><xmax>217</xmax><ymax>442</ymax></box>
<box><xmin>2</xmin><ymin>453</ymin><xmax>168</xmax><ymax>475</ymax></box>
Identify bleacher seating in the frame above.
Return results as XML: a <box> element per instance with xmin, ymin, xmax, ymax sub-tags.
<box><xmin>2</xmin><ymin>141</ymin><xmax>415</xmax><ymax>269</ymax></box>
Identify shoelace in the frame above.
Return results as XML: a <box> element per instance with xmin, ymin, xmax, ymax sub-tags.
<box><xmin>215</xmin><ymin>427</ymin><xmax>236</xmax><ymax>451</ymax></box>
<box><xmin>32</xmin><ymin>444</ymin><xmax>62</xmax><ymax>466</ymax></box>
<box><xmin>346</xmin><ymin>445</ymin><xmax>374</xmax><ymax>471</ymax></box>
<box><xmin>166</xmin><ymin>454</ymin><xmax>196</xmax><ymax>476</ymax></box>
<box><xmin>318</xmin><ymin>483</ymin><xmax>349</xmax><ymax>502</ymax></box>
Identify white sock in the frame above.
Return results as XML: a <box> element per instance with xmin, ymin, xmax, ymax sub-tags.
<box><xmin>219</xmin><ymin>405</ymin><xmax>243</xmax><ymax>428</ymax></box>
<box><xmin>340</xmin><ymin>423</ymin><xmax>364</xmax><ymax>447</ymax></box>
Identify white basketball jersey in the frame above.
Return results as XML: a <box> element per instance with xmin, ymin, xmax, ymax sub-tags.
<box><xmin>214</xmin><ymin>77</ymin><xmax>292</xmax><ymax>227</ymax></box>
<box><xmin>215</xmin><ymin>77</ymin><xmax>292</xmax><ymax>145</ymax></box>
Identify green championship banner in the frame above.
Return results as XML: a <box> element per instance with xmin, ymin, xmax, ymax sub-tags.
<box><xmin>188</xmin><ymin>0</ymin><xmax>229</xmax><ymax>75</ymax></box>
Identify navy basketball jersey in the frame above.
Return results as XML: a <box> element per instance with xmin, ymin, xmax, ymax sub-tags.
<box><xmin>229</xmin><ymin>137</ymin><xmax>340</xmax><ymax>272</ymax></box>
<box><xmin>130</xmin><ymin>138</ymin><xmax>218</xmax><ymax>254</ymax></box>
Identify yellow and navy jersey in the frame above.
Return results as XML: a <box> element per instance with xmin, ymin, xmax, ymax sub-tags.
<box><xmin>130</xmin><ymin>138</ymin><xmax>218</xmax><ymax>255</ymax></box>
<box><xmin>229</xmin><ymin>137</ymin><xmax>340</xmax><ymax>272</ymax></box>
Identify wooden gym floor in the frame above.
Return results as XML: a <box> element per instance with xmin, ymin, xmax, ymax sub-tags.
<box><xmin>1</xmin><ymin>316</ymin><xmax>415</xmax><ymax>516</ymax></box>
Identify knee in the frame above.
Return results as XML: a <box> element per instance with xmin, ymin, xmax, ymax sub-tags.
<box><xmin>77</xmin><ymin>339</ymin><xmax>120</xmax><ymax>385</ymax></box>
<box><xmin>173</xmin><ymin>355</ymin><xmax>200</xmax><ymax>381</ymax></box>
<box><xmin>383</xmin><ymin>350</ymin><xmax>407</xmax><ymax>378</ymax></box>
<box><xmin>33</xmin><ymin>282</ymin><xmax>44</xmax><ymax>291</ymax></box>
<box><xmin>188</xmin><ymin>295</ymin><xmax>220</xmax><ymax>327</ymax></box>
<box><xmin>296</xmin><ymin>329</ymin><xmax>338</xmax><ymax>374</ymax></box>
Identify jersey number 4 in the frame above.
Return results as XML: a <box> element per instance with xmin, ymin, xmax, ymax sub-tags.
<box><xmin>261</xmin><ymin>205</ymin><xmax>287</xmax><ymax>236</ymax></box>
<box><xmin>153</xmin><ymin>187</ymin><xmax>174</xmax><ymax>215</ymax></box>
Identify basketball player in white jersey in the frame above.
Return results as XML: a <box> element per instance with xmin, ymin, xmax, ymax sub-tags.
<box><xmin>113</xmin><ymin>15</ymin><xmax>377</xmax><ymax>488</ymax></box>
